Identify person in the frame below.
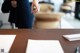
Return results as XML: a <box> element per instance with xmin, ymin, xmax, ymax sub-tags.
<box><xmin>12</xmin><ymin>0</ymin><xmax>39</xmax><ymax>29</ymax></box>
<box><xmin>2</xmin><ymin>0</ymin><xmax>39</xmax><ymax>29</ymax></box>
<box><xmin>1</xmin><ymin>0</ymin><xmax>17</xmax><ymax>29</ymax></box>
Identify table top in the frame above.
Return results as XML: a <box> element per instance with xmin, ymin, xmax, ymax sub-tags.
<box><xmin>0</xmin><ymin>29</ymin><xmax>80</xmax><ymax>53</ymax></box>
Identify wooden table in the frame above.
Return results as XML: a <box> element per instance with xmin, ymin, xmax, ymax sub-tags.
<box><xmin>0</xmin><ymin>29</ymin><xmax>80</xmax><ymax>53</ymax></box>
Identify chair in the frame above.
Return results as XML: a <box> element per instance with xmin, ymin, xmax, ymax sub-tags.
<box><xmin>39</xmin><ymin>1</ymin><xmax>54</xmax><ymax>12</ymax></box>
<box><xmin>34</xmin><ymin>12</ymin><xmax>64</xmax><ymax>29</ymax></box>
<box><xmin>60</xmin><ymin>2</ymin><xmax>72</xmax><ymax>13</ymax></box>
<box><xmin>34</xmin><ymin>1</ymin><xmax>64</xmax><ymax>29</ymax></box>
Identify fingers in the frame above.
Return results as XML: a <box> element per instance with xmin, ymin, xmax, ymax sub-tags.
<box><xmin>31</xmin><ymin>2</ymin><xmax>39</xmax><ymax>13</ymax></box>
<box><xmin>32</xmin><ymin>6</ymin><xmax>38</xmax><ymax>13</ymax></box>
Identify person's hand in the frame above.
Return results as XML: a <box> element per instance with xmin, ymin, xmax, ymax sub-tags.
<box><xmin>31</xmin><ymin>1</ymin><xmax>39</xmax><ymax>13</ymax></box>
<box><xmin>11</xmin><ymin>1</ymin><xmax>17</xmax><ymax>8</ymax></box>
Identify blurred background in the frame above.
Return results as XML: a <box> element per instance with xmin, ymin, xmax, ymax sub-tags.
<box><xmin>0</xmin><ymin>0</ymin><xmax>80</xmax><ymax>29</ymax></box>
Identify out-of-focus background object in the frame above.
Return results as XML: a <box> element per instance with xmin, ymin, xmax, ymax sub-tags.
<box><xmin>75</xmin><ymin>2</ymin><xmax>80</xmax><ymax>20</ymax></box>
<box><xmin>34</xmin><ymin>12</ymin><xmax>64</xmax><ymax>29</ymax></box>
<box><xmin>34</xmin><ymin>1</ymin><xmax>62</xmax><ymax>29</ymax></box>
<box><xmin>0</xmin><ymin>0</ymin><xmax>80</xmax><ymax>29</ymax></box>
<box><xmin>60</xmin><ymin>2</ymin><xmax>75</xmax><ymax>14</ymax></box>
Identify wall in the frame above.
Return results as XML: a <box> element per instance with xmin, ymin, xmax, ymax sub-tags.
<box><xmin>0</xmin><ymin>0</ymin><xmax>3</xmax><ymax>12</ymax></box>
<box><xmin>51</xmin><ymin>0</ymin><xmax>63</xmax><ymax>12</ymax></box>
<box><xmin>0</xmin><ymin>0</ymin><xmax>9</xmax><ymax>23</ymax></box>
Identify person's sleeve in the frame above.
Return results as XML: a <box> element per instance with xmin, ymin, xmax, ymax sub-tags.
<box><xmin>1</xmin><ymin>0</ymin><xmax>10</xmax><ymax>13</ymax></box>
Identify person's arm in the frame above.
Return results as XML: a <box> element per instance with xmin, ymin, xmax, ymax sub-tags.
<box><xmin>32</xmin><ymin>0</ymin><xmax>39</xmax><ymax>13</ymax></box>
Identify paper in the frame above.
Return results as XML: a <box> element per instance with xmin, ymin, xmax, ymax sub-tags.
<box><xmin>0</xmin><ymin>35</ymin><xmax>16</xmax><ymax>53</ymax></box>
<box><xmin>26</xmin><ymin>39</ymin><xmax>64</xmax><ymax>53</ymax></box>
<box><xmin>63</xmin><ymin>34</ymin><xmax>80</xmax><ymax>41</ymax></box>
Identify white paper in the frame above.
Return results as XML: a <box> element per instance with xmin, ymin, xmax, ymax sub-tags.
<box><xmin>63</xmin><ymin>34</ymin><xmax>80</xmax><ymax>41</ymax></box>
<box><xmin>26</xmin><ymin>39</ymin><xmax>64</xmax><ymax>53</ymax></box>
<box><xmin>0</xmin><ymin>35</ymin><xmax>16</xmax><ymax>53</ymax></box>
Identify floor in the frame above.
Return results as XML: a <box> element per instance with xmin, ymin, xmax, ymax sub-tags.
<box><xmin>61</xmin><ymin>13</ymin><xmax>80</xmax><ymax>29</ymax></box>
<box><xmin>1</xmin><ymin>23</ymin><xmax>12</xmax><ymax>29</ymax></box>
<box><xmin>1</xmin><ymin>13</ymin><xmax>80</xmax><ymax>29</ymax></box>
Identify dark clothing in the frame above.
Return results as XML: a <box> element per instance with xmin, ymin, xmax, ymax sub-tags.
<box><xmin>2</xmin><ymin>0</ymin><xmax>34</xmax><ymax>29</ymax></box>
<box><xmin>75</xmin><ymin>2</ymin><xmax>80</xmax><ymax>20</ymax></box>
<box><xmin>16</xmin><ymin>0</ymin><xmax>34</xmax><ymax>28</ymax></box>
<box><xmin>9</xmin><ymin>7</ymin><xmax>17</xmax><ymax>24</ymax></box>
<box><xmin>8</xmin><ymin>8</ymin><xmax>17</xmax><ymax>29</ymax></box>
<box><xmin>1</xmin><ymin>0</ymin><xmax>17</xmax><ymax>23</ymax></box>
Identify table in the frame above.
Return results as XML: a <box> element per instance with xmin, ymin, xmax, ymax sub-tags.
<box><xmin>0</xmin><ymin>29</ymin><xmax>80</xmax><ymax>53</ymax></box>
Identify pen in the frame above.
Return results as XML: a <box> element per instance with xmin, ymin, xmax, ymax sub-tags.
<box><xmin>76</xmin><ymin>47</ymin><xmax>79</xmax><ymax>53</ymax></box>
